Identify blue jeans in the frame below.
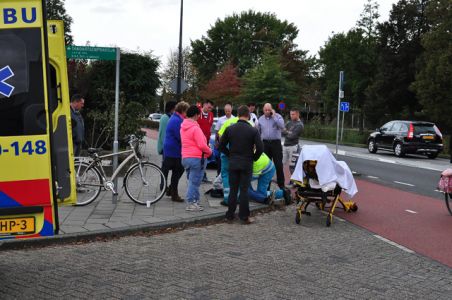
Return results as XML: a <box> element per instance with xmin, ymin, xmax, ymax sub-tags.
<box><xmin>220</xmin><ymin>153</ymin><xmax>230</xmax><ymax>203</ymax></box>
<box><xmin>182</xmin><ymin>158</ymin><xmax>207</xmax><ymax>204</ymax></box>
<box><xmin>248</xmin><ymin>162</ymin><xmax>283</xmax><ymax>203</ymax></box>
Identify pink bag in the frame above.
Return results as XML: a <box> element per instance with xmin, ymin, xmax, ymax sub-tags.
<box><xmin>438</xmin><ymin>175</ymin><xmax>452</xmax><ymax>193</ymax></box>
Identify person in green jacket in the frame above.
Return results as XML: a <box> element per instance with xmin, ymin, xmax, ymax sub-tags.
<box><xmin>157</xmin><ymin>101</ymin><xmax>176</xmax><ymax>191</ymax></box>
<box><xmin>249</xmin><ymin>152</ymin><xmax>291</xmax><ymax>205</ymax></box>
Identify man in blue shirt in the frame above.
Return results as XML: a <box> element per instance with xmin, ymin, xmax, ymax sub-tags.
<box><xmin>258</xmin><ymin>103</ymin><xmax>285</xmax><ymax>189</ymax></box>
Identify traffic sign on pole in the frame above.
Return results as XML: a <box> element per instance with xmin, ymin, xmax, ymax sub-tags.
<box><xmin>278</xmin><ymin>101</ymin><xmax>286</xmax><ymax>111</ymax></box>
<box><xmin>340</xmin><ymin>102</ymin><xmax>350</xmax><ymax>112</ymax></box>
<box><xmin>66</xmin><ymin>45</ymin><xmax>117</xmax><ymax>61</ymax></box>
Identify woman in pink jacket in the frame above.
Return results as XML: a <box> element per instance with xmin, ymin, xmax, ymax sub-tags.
<box><xmin>180</xmin><ymin>105</ymin><xmax>213</xmax><ymax>211</ymax></box>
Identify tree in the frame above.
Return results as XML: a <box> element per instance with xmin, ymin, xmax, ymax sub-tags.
<box><xmin>68</xmin><ymin>51</ymin><xmax>161</xmax><ymax>148</ymax></box>
<box><xmin>366</xmin><ymin>0</ymin><xmax>432</xmax><ymax>124</ymax></box>
<box><xmin>86</xmin><ymin>51</ymin><xmax>160</xmax><ymax>111</ymax></box>
<box><xmin>190</xmin><ymin>10</ymin><xmax>299</xmax><ymax>82</ymax></box>
<box><xmin>198</xmin><ymin>63</ymin><xmax>241</xmax><ymax>105</ymax></box>
<box><xmin>241</xmin><ymin>52</ymin><xmax>297</xmax><ymax>106</ymax></box>
<box><xmin>45</xmin><ymin>0</ymin><xmax>73</xmax><ymax>45</ymax></box>
<box><xmin>412</xmin><ymin>0</ymin><xmax>452</xmax><ymax>132</ymax></box>
<box><xmin>160</xmin><ymin>47</ymin><xmax>199</xmax><ymax>103</ymax></box>
<box><xmin>319</xmin><ymin>28</ymin><xmax>377</xmax><ymax>128</ymax></box>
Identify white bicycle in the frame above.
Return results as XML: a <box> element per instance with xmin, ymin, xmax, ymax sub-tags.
<box><xmin>74</xmin><ymin>135</ymin><xmax>166</xmax><ymax>206</ymax></box>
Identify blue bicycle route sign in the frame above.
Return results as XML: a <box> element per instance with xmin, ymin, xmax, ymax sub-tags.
<box><xmin>340</xmin><ymin>101</ymin><xmax>350</xmax><ymax>112</ymax></box>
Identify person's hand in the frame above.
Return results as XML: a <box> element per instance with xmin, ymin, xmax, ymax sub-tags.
<box><xmin>271</xmin><ymin>109</ymin><xmax>276</xmax><ymax>117</ymax></box>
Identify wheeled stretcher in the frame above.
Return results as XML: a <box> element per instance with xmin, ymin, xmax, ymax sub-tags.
<box><xmin>290</xmin><ymin>145</ymin><xmax>358</xmax><ymax>227</ymax></box>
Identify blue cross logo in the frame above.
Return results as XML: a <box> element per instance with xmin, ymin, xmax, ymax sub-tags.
<box><xmin>0</xmin><ymin>66</ymin><xmax>15</xmax><ymax>98</ymax></box>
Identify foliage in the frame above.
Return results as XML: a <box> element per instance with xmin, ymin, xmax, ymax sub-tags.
<box><xmin>319</xmin><ymin>29</ymin><xmax>377</xmax><ymax>128</ymax></box>
<box><xmin>198</xmin><ymin>64</ymin><xmax>241</xmax><ymax>105</ymax></box>
<box><xmin>68</xmin><ymin>51</ymin><xmax>160</xmax><ymax>149</ymax></box>
<box><xmin>85</xmin><ymin>51</ymin><xmax>160</xmax><ymax>112</ymax></box>
<box><xmin>366</xmin><ymin>0</ymin><xmax>432</xmax><ymax>126</ymax></box>
<box><xmin>190</xmin><ymin>10</ymin><xmax>299</xmax><ymax>83</ymax></box>
<box><xmin>45</xmin><ymin>0</ymin><xmax>73</xmax><ymax>45</ymax></box>
<box><xmin>412</xmin><ymin>0</ymin><xmax>452</xmax><ymax>132</ymax></box>
<box><xmin>160</xmin><ymin>46</ymin><xmax>198</xmax><ymax>102</ymax></box>
<box><xmin>241</xmin><ymin>51</ymin><xmax>297</xmax><ymax>106</ymax></box>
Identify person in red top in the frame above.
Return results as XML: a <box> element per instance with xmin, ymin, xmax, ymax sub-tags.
<box><xmin>197</xmin><ymin>100</ymin><xmax>214</xmax><ymax>142</ymax></box>
<box><xmin>197</xmin><ymin>100</ymin><xmax>214</xmax><ymax>183</ymax></box>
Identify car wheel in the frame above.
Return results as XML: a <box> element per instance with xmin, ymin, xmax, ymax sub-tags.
<box><xmin>427</xmin><ymin>153</ymin><xmax>438</xmax><ymax>159</ymax></box>
<box><xmin>368</xmin><ymin>139</ymin><xmax>377</xmax><ymax>153</ymax></box>
<box><xmin>394</xmin><ymin>143</ymin><xmax>405</xmax><ymax>157</ymax></box>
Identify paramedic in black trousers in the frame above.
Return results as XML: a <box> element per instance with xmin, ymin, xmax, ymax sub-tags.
<box><xmin>219</xmin><ymin>105</ymin><xmax>264</xmax><ymax>224</ymax></box>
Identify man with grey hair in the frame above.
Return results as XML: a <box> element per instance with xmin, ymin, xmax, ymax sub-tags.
<box><xmin>215</xmin><ymin>102</ymin><xmax>234</xmax><ymax>132</ymax></box>
<box><xmin>258</xmin><ymin>103</ymin><xmax>285</xmax><ymax>189</ymax></box>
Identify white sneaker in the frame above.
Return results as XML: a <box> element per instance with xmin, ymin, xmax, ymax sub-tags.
<box><xmin>186</xmin><ymin>203</ymin><xmax>204</xmax><ymax>211</ymax></box>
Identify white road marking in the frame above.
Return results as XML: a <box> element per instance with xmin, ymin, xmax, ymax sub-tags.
<box><xmin>337</xmin><ymin>150</ymin><xmax>346</xmax><ymax>155</ymax></box>
<box><xmin>367</xmin><ymin>175</ymin><xmax>379</xmax><ymax>179</ymax></box>
<box><xmin>378</xmin><ymin>158</ymin><xmax>396</xmax><ymax>164</ymax></box>
<box><xmin>373</xmin><ymin>235</ymin><xmax>415</xmax><ymax>254</ymax></box>
<box><xmin>405</xmin><ymin>210</ymin><xmax>418</xmax><ymax>214</ymax></box>
<box><xmin>394</xmin><ymin>181</ymin><xmax>415</xmax><ymax>187</ymax></box>
<box><xmin>434</xmin><ymin>189</ymin><xmax>444</xmax><ymax>193</ymax></box>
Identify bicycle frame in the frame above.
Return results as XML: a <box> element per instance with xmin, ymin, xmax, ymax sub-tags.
<box><xmin>82</xmin><ymin>138</ymin><xmax>144</xmax><ymax>183</ymax></box>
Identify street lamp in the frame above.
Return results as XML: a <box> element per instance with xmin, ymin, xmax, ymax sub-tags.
<box><xmin>176</xmin><ymin>0</ymin><xmax>184</xmax><ymax>101</ymax></box>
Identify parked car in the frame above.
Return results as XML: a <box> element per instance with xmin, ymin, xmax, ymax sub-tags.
<box><xmin>367</xmin><ymin>120</ymin><xmax>443</xmax><ymax>159</ymax></box>
<box><xmin>148</xmin><ymin>113</ymin><xmax>162</xmax><ymax>122</ymax></box>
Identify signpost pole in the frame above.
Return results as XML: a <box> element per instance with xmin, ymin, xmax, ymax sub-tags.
<box><xmin>112</xmin><ymin>48</ymin><xmax>120</xmax><ymax>204</ymax></box>
<box><xmin>335</xmin><ymin>71</ymin><xmax>344</xmax><ymax>154</ymax></box>
<box><xmin>341</xmin><ymin>110</ymin><xmax>345</xmax><ymax>141</ymax></box>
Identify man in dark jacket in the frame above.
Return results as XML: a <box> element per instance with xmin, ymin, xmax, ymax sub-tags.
<box><xmin>70</xmin><ymin>94</ymin><xmax>85</xmax><ymax>156</ymax></box>
<box><xmin>220</xmin><ymin>105</ymin><xmax>264</xmax><ymax>224</ymax></box>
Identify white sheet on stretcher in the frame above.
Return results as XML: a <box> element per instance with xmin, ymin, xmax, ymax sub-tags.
<box><xmin>290</xmin><ymin>145</ymin><xmax>358</xmax><ymax>198</ymax></box>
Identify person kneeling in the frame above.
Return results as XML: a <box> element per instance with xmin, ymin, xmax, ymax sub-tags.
<box><xmin>248</xmin><ymin>153</ymin><xmax>291</xmax><ymax>205</ymax></box>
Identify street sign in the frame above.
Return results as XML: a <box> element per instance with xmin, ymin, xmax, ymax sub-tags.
<box><xmin>169</xmin><ymin>78</ymin><xmax>188</xmax><ymax>93</ymax></box>
<box><xmin>340</xmin><ymin>101</ymin><xmax>350</xmax><ymax>112</ymax></box>
<box><xmin>278</xmin><ymin>101</ymin><xmax>286</xmax><ymax>111</ymax></box>
<box><xmin>0</xmin><ymin>65</ymin><xmax>14</xmax><ymax>97</ymax></box>
<box><xmin>66</xmin><ymin>45</ymin><xmax>117</xmax><ymax>60</ymax></box>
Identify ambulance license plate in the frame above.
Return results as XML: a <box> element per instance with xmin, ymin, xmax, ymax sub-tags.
<box><xmin>0</xmin><ymin>217</ymin><xmax>35</xmax><ymax>234</ymax></box>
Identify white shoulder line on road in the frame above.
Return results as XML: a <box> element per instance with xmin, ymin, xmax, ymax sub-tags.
<box><xmin>373</xmin><ymin>235</ymin><xmax>415</xmax><ymax>254</ymax></box>
<box><xmin>378</xmin><ymin>158</ymin><xmax>396</xmax><ymax>164</ymax></box>
<box><xmin>367</xmin><ymin>175</ymin><xmax>379</xmax><ymax>179</ymax></box>
<box><xmin>394</xmin><ymin>181</ymin><xmax>415</xmax><ymax>187</ymax></box>
<box><xmin>405</xmin><ymin>209</ymin><xmax>418</xmax><ymax>214</ymax></box>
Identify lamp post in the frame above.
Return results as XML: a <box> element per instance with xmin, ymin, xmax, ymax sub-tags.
<box><xmin>176</xmin><ymin>0</ymin><xmax>184</xmax><ymax>101</ymax></box>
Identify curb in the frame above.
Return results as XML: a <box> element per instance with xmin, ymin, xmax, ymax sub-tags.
<box><xmin>0</xmin><ymin>204</ymin><xmax>273</xmax><ymax>251</ymax></box>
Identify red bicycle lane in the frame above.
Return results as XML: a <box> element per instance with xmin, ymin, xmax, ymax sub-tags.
<box><xmin>336</xmin><ymin>179</ymin><xmax>452</xmax><ymax>267</ymax></box>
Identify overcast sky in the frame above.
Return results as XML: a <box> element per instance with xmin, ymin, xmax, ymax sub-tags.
<box><xmin>65</xmin><ymin>0</ymin><xmax>397</xmax><ymax>66</ymax></box>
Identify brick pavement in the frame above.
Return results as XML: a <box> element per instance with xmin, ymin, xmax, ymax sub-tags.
<box><xmin>57</xmin><ymin>136</ymin><xmax>266</xmax><ymax>235</ymax></box>
<box><xmin>0</xmin><ymin>208</ymin><xmax>451</xmax><ymax>299</ymax></box>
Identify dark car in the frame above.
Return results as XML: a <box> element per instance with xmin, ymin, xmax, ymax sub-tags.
<box><xmin>367</xmin><ymin>120</ymin><xmax>443</xmax><ymax>159</ymax></box>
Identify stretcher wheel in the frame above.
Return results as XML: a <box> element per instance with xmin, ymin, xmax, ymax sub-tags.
<box><xmin>351</xmin><ymin>204</ymin><xmax>358</xmax><ymax>212</ymax></box>
<box><xmin>295</xmin><ymin>212</ymin><xmax>301</xmax><ymax>224</ymax></box>
<box><xmin>326</xmin><ymin>215</ymin><xmax>332</xmax><ymax>227</ymax></box>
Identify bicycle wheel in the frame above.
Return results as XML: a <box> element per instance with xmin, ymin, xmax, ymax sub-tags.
<box><xmin>124</xmin><ymin>162</ymin><xmax>166</xmax><ymax>205</ymax></box>
<box><xmin>445</xmin><ymin>193</ymin><xmax>452</xmax><ymax>216</ymax></box>
<box><xmin>74</xmin><ymin>161</ymin><xmax>102</xmax><ymax>206</ymax></box>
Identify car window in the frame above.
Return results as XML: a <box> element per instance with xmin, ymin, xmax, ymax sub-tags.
<box><xmin>381</xmin><ymin>122</ymin><xmax>394</xmax><ymax>131</ymax></box>
<box><xmin>413</xmin><ymin>124</ymin><xmax>435</xmax><ymax>135</ymax></box>
<box><xmin>399</xmin><ymin>123</ymin><xmax>408</xmax><ymax>133</ymax></box>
